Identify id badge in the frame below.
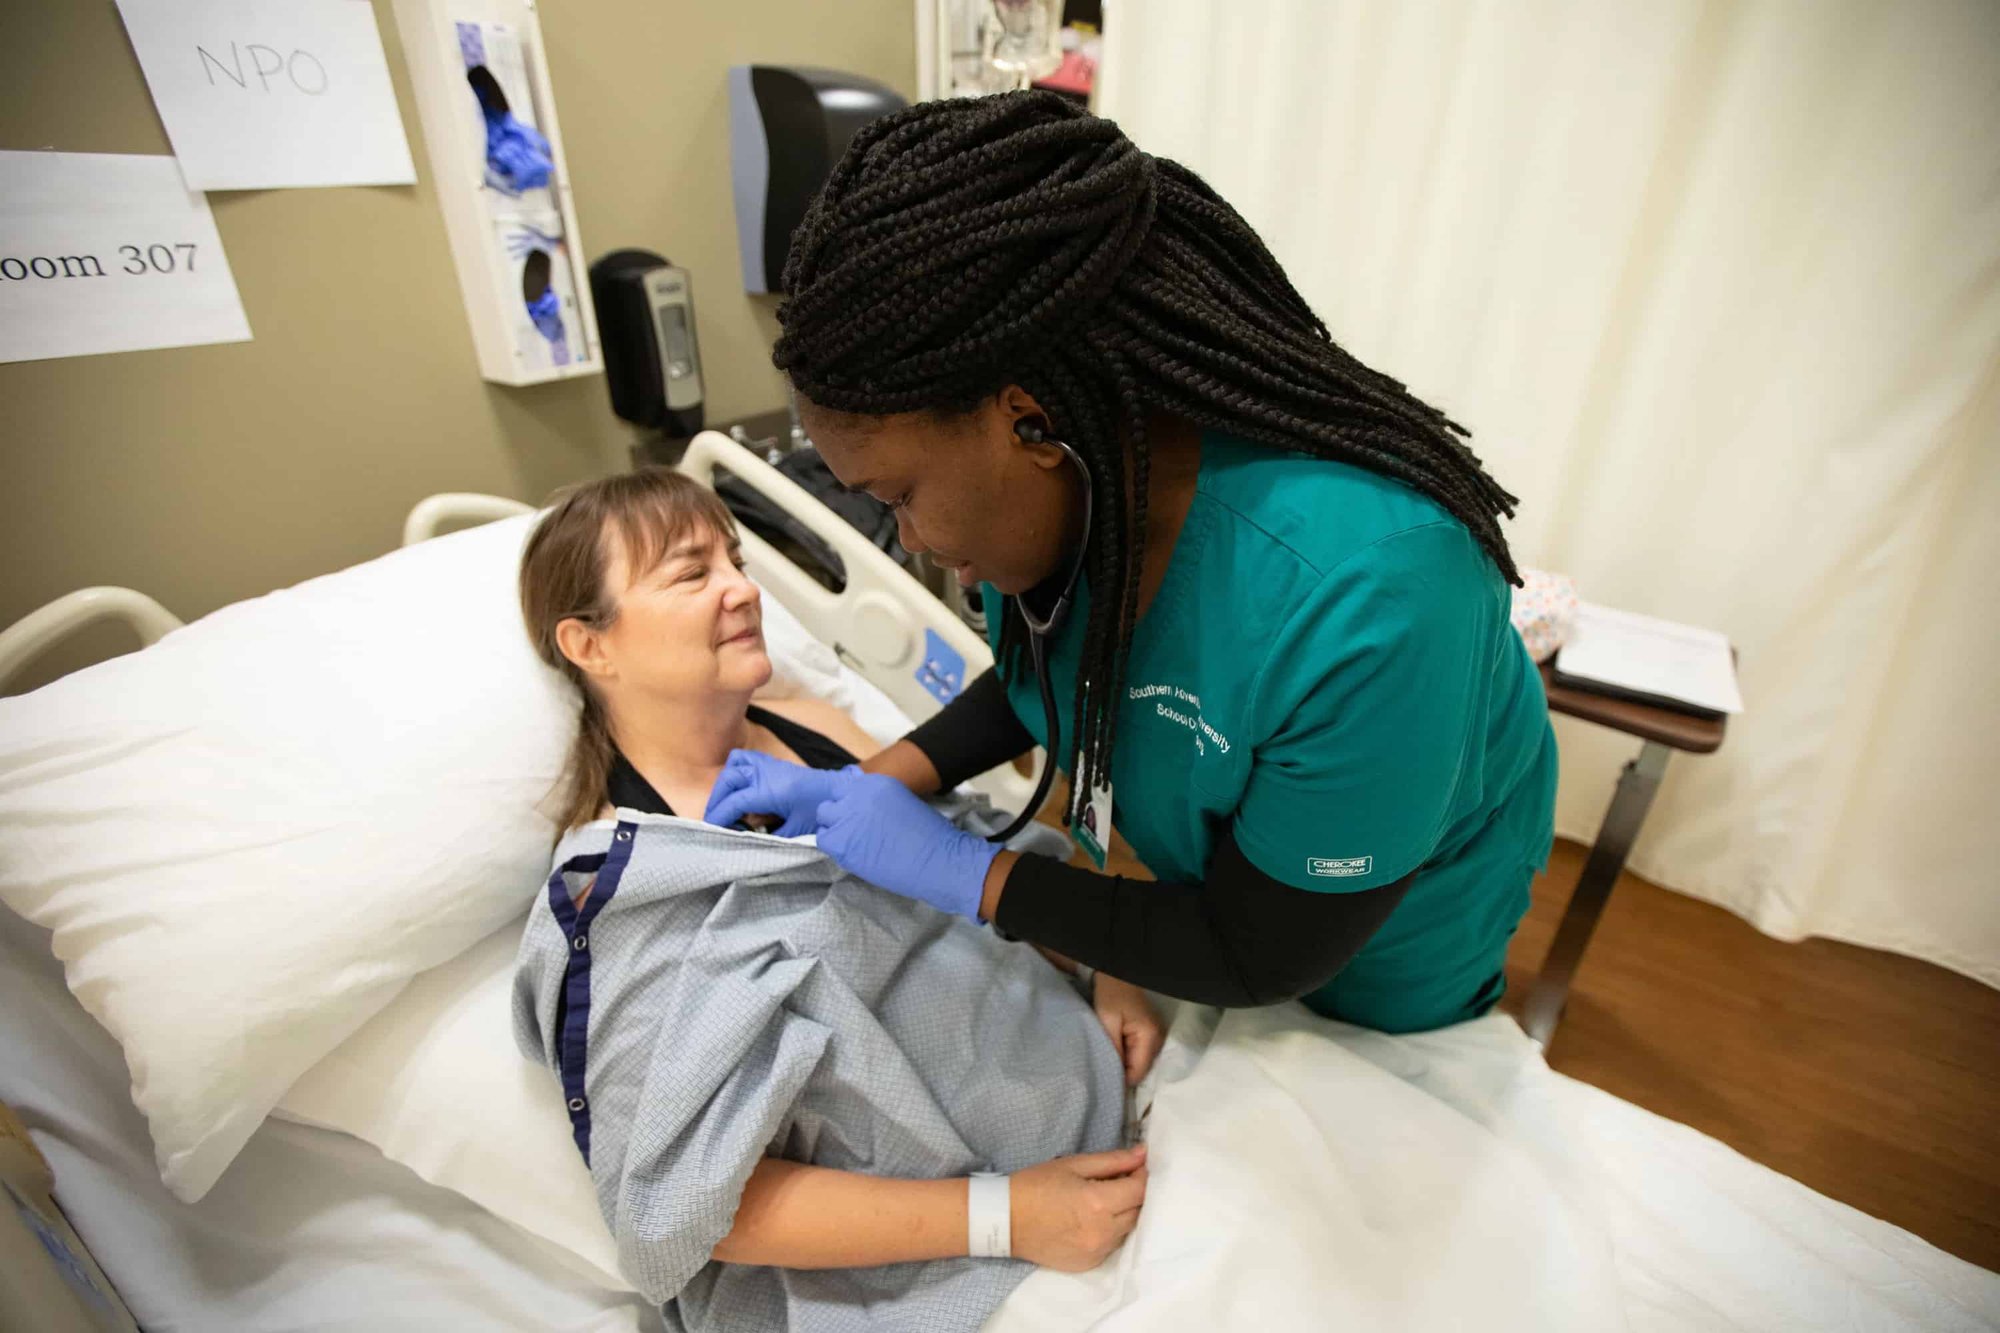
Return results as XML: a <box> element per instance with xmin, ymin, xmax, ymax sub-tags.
<box><xmin>1067</xmin><ymin>754</ymin><xmax>1113</xmax><ymax>871</ymax></box>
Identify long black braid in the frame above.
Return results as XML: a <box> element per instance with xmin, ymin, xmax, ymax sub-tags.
<box><xmin>774</xmin><ymin>91</ymin><xmax>1520</xmax><ymax>821</ymax></box>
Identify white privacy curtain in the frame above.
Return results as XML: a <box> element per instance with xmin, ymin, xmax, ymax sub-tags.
<box><xmin>1098</xmin><ymin>0</ymin><xmax>2000</xmax><ymax>986</ymax></box>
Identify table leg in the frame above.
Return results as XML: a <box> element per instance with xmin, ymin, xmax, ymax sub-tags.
<box><xmin>1520</xmin><ymin>740</ymin><xmax>1671</xmax><ymax>1047</ymax></box>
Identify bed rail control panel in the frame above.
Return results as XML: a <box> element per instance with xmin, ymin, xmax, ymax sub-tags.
<box><xmin>916</xmin><ymin>629</ymin><xmax>967</xmax><ymax>706</ymax></box>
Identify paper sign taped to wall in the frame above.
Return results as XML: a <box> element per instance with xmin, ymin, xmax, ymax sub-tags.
<box><xmin>115</xmin><ymin>0</ymin><xmax>416</xmax><ymax>190</ymax></box>
<box><xmin>0</xmin><ymin>152</ymin><xmax>252</xmax><ymax>365</ymax></box>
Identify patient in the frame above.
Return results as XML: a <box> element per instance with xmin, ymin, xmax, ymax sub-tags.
<box><xmin>513</xmin><ymin>469</ymin><xmax>1151</xmax><ymax>1328</ymax></box>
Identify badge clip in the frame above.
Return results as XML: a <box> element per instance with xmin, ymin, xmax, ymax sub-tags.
<box><xmin>1067</xmin><ymin>752</ymin><xmax>1112</xmax><ymax>871</ymax></box>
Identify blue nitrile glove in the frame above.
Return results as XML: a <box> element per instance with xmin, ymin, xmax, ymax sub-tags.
<box><xmin>526</xmin><ymin>287</ymin><xmax>564</xmax><ymax>341</ymax></box>
<box><xmin>813</xmin><ymin>772</ymin><xmax>999</xmax><ymax>922</ymax></box>
<box><xmin>483</xmin><ymin>108</ymin><xmax>554</xmax><ymax>193</ymax></box>
<box><xmin>526</xmin><ymin>287</ymin><xmax>569</xmax><ymax>364</ymax></box>
<box><xmin>703</xmin><ymin>749</ymin><xmax>860</xmax><ymax>837</ymax></box>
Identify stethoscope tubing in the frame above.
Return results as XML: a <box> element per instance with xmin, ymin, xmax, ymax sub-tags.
<box><xmin>986</xmin><ymin>429</ymin><xmax>1093</xmax><ymax>845</ymax></box>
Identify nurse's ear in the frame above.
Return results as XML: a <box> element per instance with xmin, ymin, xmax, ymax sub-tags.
<box><xmin>1011</xmin><ymin>416</ymin><xmax>1081</xmax><ymax>475</ymax></box>
<box><xmin>555</xmin><ymin>616</ymin><xmax>617</xmax><ymax>682</ymax></box>
<box><xmin>995</xmin><ymin>388</ymin><xmax>1070</xmax><ymax>472</ymax></box>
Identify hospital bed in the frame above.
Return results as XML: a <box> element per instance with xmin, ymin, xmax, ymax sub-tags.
<box><xmin>2</xmin><ymin>432</ymin><xmax>1995</xmax><ymax>1332</ymax></box>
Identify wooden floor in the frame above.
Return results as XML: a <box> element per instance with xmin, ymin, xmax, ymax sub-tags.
<box><xmin>1501</xmin><ymin>839</ymin><xmax>2000</xmax><ymax>1272</ymax></box>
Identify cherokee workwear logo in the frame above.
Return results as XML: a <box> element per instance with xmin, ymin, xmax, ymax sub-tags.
<box><xmin>1308</xmin><ymin>856</ymin><xmax>1373</xmax><ymax>878</ymax></box>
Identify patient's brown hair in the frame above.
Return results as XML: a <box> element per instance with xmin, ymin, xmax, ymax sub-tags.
<box><xmin>519</xmin><ymin>468</ymin><xmax>741</xmax><ymax>833</ymax></box>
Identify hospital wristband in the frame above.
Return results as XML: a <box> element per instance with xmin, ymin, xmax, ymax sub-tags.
<box><xmin>966</xmin><ymin>1171</ymin><xmax>1012</xmax><ymax>1259</ymax></box>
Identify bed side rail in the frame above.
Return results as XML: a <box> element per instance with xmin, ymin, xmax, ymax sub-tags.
<box><xmin>401</xmin><ymin>493</ymin><xmax>535</xmax><ymax>547</ymax></box>
<box><xmin>0</xmin><ymin>588</ymin><xmax>184</xmax><ymax>691</ymax></box>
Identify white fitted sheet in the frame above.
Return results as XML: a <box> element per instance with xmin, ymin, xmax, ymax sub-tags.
<box><xmin>10</xmin><ymin>889</ymin><xmax>1997</xmax><ymax>1333</ymax></box>
<box><xmin>992</xmin><ymin>1001</ymin><xmax>2000</xmax><ymax>1332</ymax></box>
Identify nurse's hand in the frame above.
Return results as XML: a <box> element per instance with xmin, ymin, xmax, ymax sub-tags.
<box><xmin>1010</xmin><ymin>1144</ymin><xmax>1149</xmax><ymax>1271</ymax></box>
<box><xmin>1091</xmin><ymin>975</ymin><xmax>1163</xmax><ymax>1087</ymax></box>
<box><xmin>813</xmin><ymin>772</ymin><xmax>999</xmax><ymax>922</ymax></box>
<box><xmin>703</xmin><ymin>750</ymin><xmax>859</xmax><ymax>837</ymax></box>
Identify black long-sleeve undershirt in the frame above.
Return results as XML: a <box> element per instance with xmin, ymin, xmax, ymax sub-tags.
<box><xmin>999</xmin><ymin>837</ymin><xmax>1413</xmax><ymax>1007</ymax></box>
<box><xmin>905</xmin><ymin>668</ymin><xmax>1413</xmax><ymax>1007</ymax></box>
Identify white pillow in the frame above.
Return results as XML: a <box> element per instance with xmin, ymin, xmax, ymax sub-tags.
<box><xmin>272</xmin><ymin>636</ymin><xmax>915</xmax><ymax>1287</ymax></box>
<box><xmin>0</xmin><ymin>516</ymin><xmax>571</xmax><ymax>1200</ymax></box>
<box><xmin>277</xmin><ymin>916</ymin><xmax>629</xmax><ymax>1287</ymax></box>
<box><xmin>0</xmin><ymin>512</ymin><xmax>893</xmax><ymax>1203</ymax></box>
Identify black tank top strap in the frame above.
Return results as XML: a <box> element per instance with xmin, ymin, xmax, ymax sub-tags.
<box><xmin>605</xmin><ymin>751</ymin><xmax>675</xmax><ymax>817</ymax></box>
<box><xmin>605</xmin><ymin>705</ymin><xmax>857</xmax><ymax>821</ymax></box>
<box><xmin>745</xmin><ymin>704</ymin><xmax>859</xmax><ymax>771</ymax></box>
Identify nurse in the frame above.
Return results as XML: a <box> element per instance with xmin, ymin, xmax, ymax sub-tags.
<box><xmin>706</xmin><ymin>90</ymin><xmax>1558</xmax><ymax>1037</ymax></box>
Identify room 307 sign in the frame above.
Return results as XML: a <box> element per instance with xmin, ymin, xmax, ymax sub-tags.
<box><xmin>1</xmin><ymin>243</ymin><xmax>204</xmax><ymax>283</ymax></box>
<box><xmin>0</xmin><ymin>152</ymin><xmax>250</xmax><ymax>366</ymax></box>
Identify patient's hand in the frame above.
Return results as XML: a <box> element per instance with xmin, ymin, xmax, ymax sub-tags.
<box><xmin>1011</xmin><ymin>1144</ymin><xmax>1148</xmax><ymax>1271</ymax></box>
<box><xmin>1092</xmin><ymin>975</ymin><xmax>1163</xmax><ymax>1087</ymax></box>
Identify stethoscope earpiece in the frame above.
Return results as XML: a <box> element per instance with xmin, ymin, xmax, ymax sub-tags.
<box><xmin>1013</xmin><ymin>419</ymin><xmax>1048</xmax><ymax>444</ymax></box>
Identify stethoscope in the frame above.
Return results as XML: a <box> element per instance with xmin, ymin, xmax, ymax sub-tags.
<box><xmin>987</xmin><ymin>419</ymin><xmax>1095</xmax><ymax>845</ymax></box>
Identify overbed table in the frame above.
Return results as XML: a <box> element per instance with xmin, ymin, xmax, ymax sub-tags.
<box><xmin>1520</xmin><ymin>661</ymin><xmax>1729</xmax><ymax>1045</ymax></box>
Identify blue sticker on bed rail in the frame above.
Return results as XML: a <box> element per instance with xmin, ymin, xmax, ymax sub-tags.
<box><xmin>915</xmin><ymin>628</ymin><xmax>965</xmax><ymax>706</ymax></box>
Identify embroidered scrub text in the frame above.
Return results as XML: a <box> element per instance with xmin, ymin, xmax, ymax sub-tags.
<box><xmin>1129</xmin><ymin>682</ymin><xmax>1232</xmax><ymax>755</ymax></box>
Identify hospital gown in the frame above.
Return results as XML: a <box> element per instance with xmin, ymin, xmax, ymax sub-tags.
<box><xmin>513</xmin><ymin>805</ymin><xmax>1125</xmax><ymax>1333</ymax></box>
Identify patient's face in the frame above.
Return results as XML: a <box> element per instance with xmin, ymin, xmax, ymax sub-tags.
<box><xmin>596</xmin><ymin>520</ymin><xmax>771</xmax><ymax>698</ymax></box>
<box><xmin>798</xmin><ymin>391</ymin><xmax>1081</xmax><ymax>597</ymax></box>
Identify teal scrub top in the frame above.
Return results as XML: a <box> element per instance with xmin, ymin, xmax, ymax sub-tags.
<box><xmin>982</xmin><ymin>432</ymin><xmax>1558</xmax><ymax>1033</ymax></box>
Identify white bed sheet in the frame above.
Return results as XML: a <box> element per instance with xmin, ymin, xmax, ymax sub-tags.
<box><xmin>7</xmin><ymin>852</ymin><xmax>1998</xmax><ymax>1333</ymax></box>
<box><xmin>993</xmin><ymin>1002</ymin><xmax>2000</xmax><ymax>1332</ymax></box>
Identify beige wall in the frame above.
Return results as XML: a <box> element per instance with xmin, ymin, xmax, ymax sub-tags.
<box><xmin>0</xmin><ymin>2</ymin><xmax>914</xmax><ymax>692</ymax></box>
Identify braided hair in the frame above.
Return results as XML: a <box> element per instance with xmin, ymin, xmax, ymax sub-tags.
<box><xmin>774</xmin><ymin>91</ymin><xmax>1520</xmax><ymax>821</ymax></box>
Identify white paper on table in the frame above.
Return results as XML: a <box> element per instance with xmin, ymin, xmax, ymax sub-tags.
<box><xmin>114</xmin><ymin>0</ymin><xmax>415</xmax><ymax>191</ymax></box>
<box><xmin>0</xmin><ymin>152</ymin><xmax>252</xmax><ymax>365</ymax></box>
<box><xmin>1555</xmin><ymin>601</ymin><xmax>1745</xmax><ymax>714</ymax></box>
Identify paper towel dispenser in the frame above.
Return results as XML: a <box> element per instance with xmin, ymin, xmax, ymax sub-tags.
<box><xmin>728</xmin><ymin>66</ymin><xmax>909</xmax><ymax>294</ymax></box>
